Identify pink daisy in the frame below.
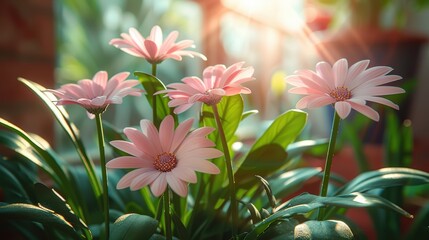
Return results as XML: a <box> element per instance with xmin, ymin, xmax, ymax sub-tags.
<box><xmin>46</xmin><ymin>71</ymin><xmax>142</xmax><ymax>119</ymax></box>
<box><xmin>286</xmin><ymin>58</ymin><xmax>405</xmax><ymax>121</ymax></box>
<box><xmin>106</xmin><ymin>115</ymin><xmax>221</xmax><ymax>197</ymax></box>
<box><xmin>158</xmin><ymin>62</ymin><xmax>255</xmax><ymax>114</ymax></box>
<box><xmin>109</xmin><ymin>25</ymin><xmax>207</xmax><ymax>64</ymax></box>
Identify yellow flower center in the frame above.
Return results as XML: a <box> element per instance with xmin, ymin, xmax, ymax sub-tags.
<box><xmin>154</xmin><ymin>152</ymin><xmax>177</xmax><ymax>172</ymax></box>
<box><xmin>329</xmin><ymin>87</ymin><xmax>352</xmax><ymax>101</ymax></box>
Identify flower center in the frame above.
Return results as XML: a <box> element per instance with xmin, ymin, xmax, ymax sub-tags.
<box><xmin>329</xmin><ymin>87</ymin><xmax>352</xmax><ymax>101</ymax></box>
<box><xmin>153</xmin><ymin>152</ymin><xmax>177</xmax><ymax>172</ymax></box>
<box><xmin>202</xmin><ymin>89</ymin><xmax>222</xmax><ymax>106</ymax></box>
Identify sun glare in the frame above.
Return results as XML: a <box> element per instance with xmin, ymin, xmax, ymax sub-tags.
<box><xmin>221</xmin><ymin>0</ymin><xmax>306</xmax><ymax>32</ymax></box>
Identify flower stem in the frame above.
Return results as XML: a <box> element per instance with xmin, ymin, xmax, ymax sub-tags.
<box><xmin>212</xmin><ymin>104</ymin><xmax>238</xmax><ymax>239</ymax></box>
<box><xmin>164</xmin><ymin>188</ymin><xmax>172</xmax><ymax>240</ymax></box>
<box><xmin>318</xmin><ymin>111</ymin><xmax>341</xmax><ymax>220</ymax></box>
<box><xmin>152</xmin><ymin>63</ymin><xmax>159</xmax><ymax>127</ymax></box>
<box><xmin>95</xmin><ymin>113</ymin><xmax>110</xmax><ymax>239</ymax></box>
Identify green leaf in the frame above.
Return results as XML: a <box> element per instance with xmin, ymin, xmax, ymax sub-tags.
<box><xmin>0</xmin><ymin>203</ymin><xmax>81</xmax><ymax>239</ymax></box>
<box><xmin>0</xmin><ymin>130</ymin><xmax>57</xmax><ymax>181</ymax></box>
<box><xmin>251</xmin><ymin>109</ymin><xmax>307</xmax><ymax>150</ymax></box>
<box><xmin>110</xmin><ymin>213</ymin><xmax>158</xmax><ymax>240</ymax></box>
<box><xmin>269</xmin><ymin>167</ymin><xmax>322</xmax><ymax>200</ymax></box>
<box><xmin>201</xmin><ymin>95</ymin><xmax>244</xmax><ymax>192</ymax></box>
<box><xmin>282</xmin><ymin>192</ymin><xmax>412</xmax><ymax>217</ymax></box>
<box><xmin>243</xmin><ymin>201</ymin><xmax>262</xmax><ymax>224</ymax></box>
<box><xmin>0</xmin><ymin>118</ymin><xmax>68</xmax><ymax>187</ymax></box>
<box><xmin>134</xmin><ymin>72</ymin><xmax>172</xmax><ymax>125</ymax></box>
<box><xmin>235</xmin><ymin>110</ymin><xmax>307</xmax><ymax>187</ymax></box>
<box><xmin>18</xmin><ymin>78</ymin><xmax>102</xmax><ymax>202</ymax></box>
<box><xmin>286</xmin><ymin>139</ymin><xmax>328</xmax><ymax>160</ymax></box>
<box><xmin>0</xmin><ymin>118</ymin><xmax>89</xmax><ymax>227</ymax></box>
<box><xmin>245</xmin><ymin>202</ymin><xmax>323</xmax><ymax>240</ymax></box>
<box><xmin>171</xmin><ymin>210</ymin><xmax>188</xmax><ymax>240</ymax></box>
<box><xmin>0</xmin><ymin>160</ymin><xmax>30</xmax><ymax>202</ymax></box>
<box><xmin>255</xmin><ymin>175</ymin><xmax>277</xmax><ymax>210</ymax></box>
<box><xmin>242</xmin><ymin>110</ymin><xmax>258</xmax><ymax>121</ymax></box>
<box><xmin>202</xmin><ymin>95</ymin><xmax>244</xmax><ymax>143</ymax></box>
<box><xmin>246</xmin><ymin>192</ymin><xmax>412</xmax><ymax>239</ymax></box>
<box><xmin>34</xmin><ymin>183</ymin><xmax>88</xmax><ymax>232</ymax></box>
<box><xmin>335</xmin><ymin>167</ymin><xmax>429</xmax><ymax>195</ymax></box>
<box><xmin>258</xmin><ymin>218</ymin><xmax>299</xmax><ymax>240</ymax></box>
<box><xmin>235</xmin><ymin>144</ymin><xmax>288</xmax><ymax>187</ymax></box>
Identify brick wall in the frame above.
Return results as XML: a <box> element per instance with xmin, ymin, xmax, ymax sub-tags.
<box><xmin>0</xmin><ymin>0</ymin><xmax>55</xmax><ymax>143</ymax></box>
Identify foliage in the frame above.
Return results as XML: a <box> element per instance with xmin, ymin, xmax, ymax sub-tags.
<box><xmin>1</xmin><ymin>2</ymin><xmax>428</xmax><ymax>238</ymax></box>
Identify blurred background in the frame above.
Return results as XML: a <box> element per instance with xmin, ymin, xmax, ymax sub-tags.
<box><xmin>2</xmin><ymin>0</ymin><xmax>429</xmax><ymax>148</ymax></box>
<box><xmin>1</xmin><ymin>0</ymin><xmax>429</xmax><ymax>239</ymax></box>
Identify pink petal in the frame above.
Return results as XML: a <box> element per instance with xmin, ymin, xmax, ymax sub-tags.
<box><xmin>159</xmin><ymin>115</ymin><xmax>174</xmax><ymax>152</ymax></box>
<box><xmin>168</xmin><ymin>82</ymin><xmax>202</xmax><ymax>94</ymax></box>
<box><xmin>188</xmin><ymin>93</ymin><xmax>206</xmax><ymax>103</ymax></box>
<box><xmin>333</xmin><ymin>58</ymin><xmax>348</xmax><ymax>87</ymax></box>
<box><xmin>130</xmin><ymin>170</ymin><xmax>161</xmax><ymax>191</ymax></box>
<box><xmin>358</xmin><ymin>96</ymin><xmax>399</xmax><ymax>110</ymax></box>
<box><xmin>351</xmin><ymin>66</ymin><xmax>393</xmax><ymax>89</ymax></box>
<box><xmin>349</xmin><ymin>101</ymin><xmax>380</xmax><ymax>121</ymax></box>
<box><xmin>144</xmin><ymin>40</ymin><xmax>159</xmax><ymax>61</ymax></box>
<box><xmin>295</xmin><ymin>95</ymin><xmax>316</xmax><ymax>109</ymax></box>
<box><xmin>177</xmin><ymin>148</ymin><xmax>224</xmax><ymax>160</ymax></box>
<box><xmin>116</xmin><ymin>168</ymin><xmax>148</xmax><ymax>189</ymax></box>
<box><xmin>334</xmin><ymin>101</ymin><xmax>352</xmax><ymax>119</ymax></box>
<box><xmin>306</xmin><ymin>96</ymin><xmax>336</xmax><ymax>108</ymax></box>
<box><xmin>180</xmin><ymin>160</ymin><xmax>220</xmax><ymax>174</ymax></box>
<box><xmin>346</xmin><ymin>60</ymin><xmax>370</xmax><ymax>84</ymax></box>
<box><xmin>78</xmin><ymin>80</ymin><xmax>96</xmax><ymax>97</ymax></box>
<box><xmin>150</xmin><ymin>173</ymin><xmax>168</xmax><ymax>197</ymax></box>
<box><xmin>187</xmin><ymin>127</ymin><xmax>214</xmax><ymax>139</ymax></box>
<box><xmin>182</xmin><ymin>77</ymin><xmax>207</xmax><ymax>92</ymax></box>
<box><xmin>293</xmin><ymin>70</ymin><xmax>331</xmax><ymax>93</ymax></box>
<box><xmin>293</xmin><ymin>75</ymin><xmax>329</xmax><ymax>94</ymax></box>
<box><xmin>353</xmin><ymin>75</ymin><xmax>402</xmax><ymax>90</ymax></box>
<box><xmin>166</xmin><ymin>174</ymin><xmax>188</xmax><ymax>197</ymax></box>
<box><xmin>129</xmin><ymin>28</ymin><xmax>146</xmax><ymax>52</ymax></box>
<box><xmin>209</xmin><ymin>88</ymin><xmax>226</xmax><ymax>96</ymax></box>
<box><xmin>173</xmin><ymin>103</ymin><xmax>195</xmax><ymax>114</ymax></box>
<box><xmin>171</xmin><ymin>118</ymin><xmax>194</xmax><ymax>152</ymax></box>
<box><xmin>171</xmin><ymin>167</ymin><xmax>197</xmax><ymax>183</ymax></box>
<box><xmin>288</xmin><ymin>87</ymin><xmax>325</xmax><ymax>95</ymax></box>
<box><xmin>285</xmin><ymin>75</ymin><xmax>305</xmax><ymax>87</ymax></box>
<box><xmin>93</xmin><ymin>71</ymin><xmax>108</xmax><ymax>88</ymax></box>
<box><xmin>159</xmin><ymin>31</ymin><xmax>179</xmax><ymax>55</ymax></box>
<box><xmin>179</xmin><ymin>137</ymin><xmax>215</xmax><ymax>152</ymax></box>
<box><xmin>149</xmin><ymin>25</ymin><xmax>163</xmax><ymax>46</ymax></box>
<box><xmin>140</xmin><ymin>119</ymin><xmax>162</xmax><ymax>153</ymax></box>
<box><xmin>106</xmin><ymin>156</ymin><xmax>151</xmax><ymax>169</ymax></box>
<box><xmin>315</xmin><ymin>61</ymin><xmax>335</xmax><ymax>89</ymax></box>
<box><xmin>110</xmin><ymin>140</ymin><xmax>142</xmax><ymax>157</ymax></box>
<box><xmin>123</xmin><ymin>127</ymin><xmax>158</xmax><ymax>158</ymax></box>
<box><xmin>354</xmin><ymin>86</ymin><xmax>405</xmax><ymax>96</ymax></box>
<box><xmin>167</xmin><ymin>98</ymin><xmax>190</xmax><ymax>107</ymax></box>
<box><xmin>90</xmin><ymin>96</ymin><xmax>107</xmax><ymax>106</ymax></box>
<box><xmin>86</xmin><ymin>112</ymin><xmax>95</xmax><ymax>119</ymax></box>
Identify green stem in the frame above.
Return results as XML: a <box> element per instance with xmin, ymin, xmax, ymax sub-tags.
<box><xmin>152</xmin><ymin>63</ymin><xmax>159</xmax><ymax>127</ymax></box>
<box><xmin>318</xmin><ymin>112</ymin><xmax>341</xmax><ymax>220</ymax></box>
<box><xmin>212</xmin><ymin>104</ymin><xmax>238</xmax><ymax>239</ymax></box>
<box><xmin>95</xmin><ymin>113</ymin><xmax>110</xmax><ymax>239</ymax></box>
<box><xmin>164</xmin><ymin>188</ymin><xmax>172</xmax><ymax>240</ymax></box>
